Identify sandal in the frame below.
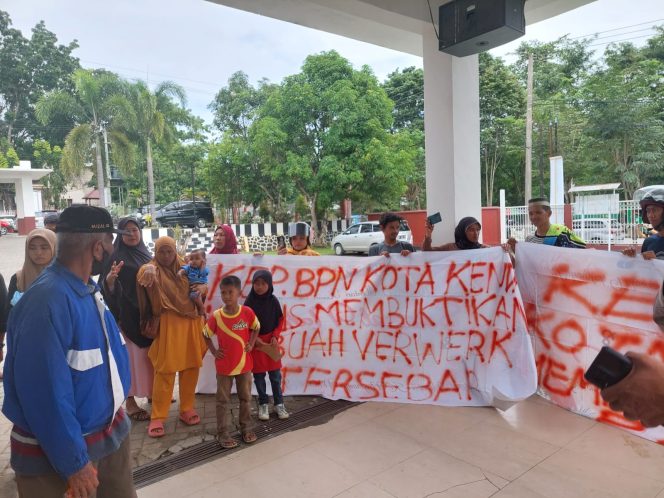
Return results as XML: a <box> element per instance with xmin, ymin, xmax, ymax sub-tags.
<box><xmin>242</xmin><ymin>431</ymin><xmax>257</xmax><ymax>444</ymax></box>
<box><xmin>217</xmin><ymin>436</ymin><xmax>239</xmax><ymax>449</ymax></box>
<box><xmin>179</xmin><ymin>410</ymin><xmax>201</xmax><ymax>426</ymax></box>
<box><xmin>127</xmin><ymin>408</ymin><xmax>150</xmax><ymax>422</ymax></box>
<box><xmin>148</xmin><ymin>420</ymin><xmax>165</xmax><ymax>438</ymax></box>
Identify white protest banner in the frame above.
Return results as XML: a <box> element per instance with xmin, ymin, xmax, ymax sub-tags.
<box><xmin>516</xmin><ymin>243</ymin><xmax>664</xmax><ymax>442</ymax></box>
<box><xmin>205</xmin><ymin>247</ymin><xmax>537</xmax><ymax>406</ymax></box>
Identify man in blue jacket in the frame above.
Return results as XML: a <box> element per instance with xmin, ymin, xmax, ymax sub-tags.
<box><xmin>3</xmin><ymin>205</ymin><xmax>135</xmax><ymax>497</ymax></box>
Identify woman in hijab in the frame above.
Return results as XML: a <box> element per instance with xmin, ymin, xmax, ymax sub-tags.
<box><xmin>5</xmin><ymin>228</ymin><xmax>56</xmax><ymax>381</ymax></box>
<box><xmin>196</xmin><ymin>224</ymin><xmax>240</xmax><ymax>394</ymax></box>
<box><xmin>209</xmin><ymin>224</ymin><xmax>238</xmax><ymax>255</ymax></box>
<box><xmin>101</xmin><ymin>217</ymin><xmax>153</xmax><ymax>421</ymax></box>
<box><xmin>244</xmin><ymin>269</ymin><xmax>289</xmax><ymax>420</ymax></box>
<box><xmin>422</xmin><ymin>217</ymin><xmax>488</xmax><ymax>251</ymax></box>
<box><xmin>7</xmin><ymin>228</ymin><xmax>57</xmax><ymax>309</ymax></box>
<box><xmin>137</xmin><ymin>236</ymin><xmax>207</xmax><ymax>438</ymax></box>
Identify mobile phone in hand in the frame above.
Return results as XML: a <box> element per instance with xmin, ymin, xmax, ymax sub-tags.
<box><xmin>427</xmin><ymin>212</ymin><xmax>442</xmax><ymax>225</ymax></box>
<box><xmin>276</xmin><ymin>235</ymin><xmax>286</xmax><ymax>250</ymax></box>
<box><xmin>584</xmin><ymin>346</ymin><xmax>633</xmax><ymax>389</ymax></box>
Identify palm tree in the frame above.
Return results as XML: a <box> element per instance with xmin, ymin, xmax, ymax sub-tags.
<box><xmin>112</xmin><ymin>80</ymin><xmax>187</xmax><ymax>220</ymax></box>
<box><xmin>35</xmin><ymin>69</ymin><xmax>134</xmax><ymax>208</ymax></box>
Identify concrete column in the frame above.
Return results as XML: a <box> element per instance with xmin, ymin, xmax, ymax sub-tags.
<box><xmin>14</xmin><ymin>177</ymin><xmax>36</xmax><ymax>235</ymax></box>
<box><xmin>422</xmin><ymin>28</ymin><xmax>481</xmax><ymax>245</ymax></box>
<box><xmin>549</xmin><ymin>155</ymin><xmax>565</xmax><ymax>225</ymax></box>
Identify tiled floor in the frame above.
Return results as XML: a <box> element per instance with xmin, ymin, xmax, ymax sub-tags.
<box><xmin>138</xmin><ymin>396</ymin><xmax>664</xmax><ymax>498</ymax></box>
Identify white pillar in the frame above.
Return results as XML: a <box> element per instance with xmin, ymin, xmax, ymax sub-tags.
<box><xmin>15</xmin><ymin>177</ymin><xmax>36</xmax><ymax>219</ymax></box>
<box><xmin>499</xmin><ymin>189</ymin><xmax>507</xmax><ymax>243</ymax></box>
<box><xmin>549</xmin><ymin>155</ymin><xmax>564</xmax><ymax>224</ymax></box>
<box><xmin>423</xmin><ymin>28</ymin><xmax>481</xmax><ymax>244</ymax></box>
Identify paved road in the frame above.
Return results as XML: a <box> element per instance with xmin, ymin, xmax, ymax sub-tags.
<box><xmin>0</xmin><ymin>234</ymin><xmax>26</xmax><ymax>284</ymax></box>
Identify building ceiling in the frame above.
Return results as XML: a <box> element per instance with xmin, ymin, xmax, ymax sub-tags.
<box><xmin>206</xmin><ymin>0</ymin><xmax>596</xmax><ymax>56</ymax></box>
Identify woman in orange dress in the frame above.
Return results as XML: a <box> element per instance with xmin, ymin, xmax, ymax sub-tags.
<box><xmin>137</xmin><ymin>236</ymin><xmax>207</xmax><ymax>437</ymax></box>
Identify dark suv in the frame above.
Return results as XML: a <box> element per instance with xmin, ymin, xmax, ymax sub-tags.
<box><xmin>154</xmin><ymin>201</ymin><xmax>214</xmax><ymax>228</ymax></box>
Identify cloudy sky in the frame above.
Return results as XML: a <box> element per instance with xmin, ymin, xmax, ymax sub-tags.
<box><xmin>4</xmin><ymin>0</ymin><xmax>662</xmax><ymax>123</ymax></box>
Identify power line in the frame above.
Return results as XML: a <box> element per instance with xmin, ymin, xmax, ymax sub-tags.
<box><xmin>587</xmin><ymin>33</ymin><xmax>656</xmax><ymax>48</ymax></box>
<box><xmin>567</xmin><ymin>18</ymin><xmax>664</xmax><ymax>41</ymax></box>
<box><xmin>80</xmin><ymin>59</ymin><xmax>224</xmax><ymax>90</ymax></box>
<box><xmin>590</xmin><ymin>27</ymin><xmax>658</xmax><ymax>42</ymax></box>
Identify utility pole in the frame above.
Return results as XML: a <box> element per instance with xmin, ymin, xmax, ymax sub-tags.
<box><xmin>191</xmin><ymin>163</ymin><xmax>195</xmax><ymax>204</ymax></box>
<box><xmin>525</xmin><ymin>53</ymin><xmax>533</xmax><ymax>203</ymax></box>
<box><xmin>102</xmin><ymin>126</ymin><xmax>113</xmax><ymax>207</ymax></box>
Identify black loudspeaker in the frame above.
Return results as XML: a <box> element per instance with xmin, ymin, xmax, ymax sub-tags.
<box><xmin>438</xmin><ymin>0</ymin><xmax>525</xmax><ymax>57</ymax></box>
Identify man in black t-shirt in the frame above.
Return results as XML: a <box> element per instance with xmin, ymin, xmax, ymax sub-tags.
<box><xmin>368</xmin><ymin>212</ymin><xmax>415</xmax><ymax>257</ymax></box>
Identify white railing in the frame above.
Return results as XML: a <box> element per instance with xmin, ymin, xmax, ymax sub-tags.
<box><xmin>500</xmin><ymin>199</ymin><xmax>644</xmax><ymax>249</ymax></box>
<box><xmin>503</xmin><ymin>204</ymin><xmax>567</xmax><ymax>242</ymax></box>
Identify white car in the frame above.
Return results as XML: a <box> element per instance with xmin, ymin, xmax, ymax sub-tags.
<box><xmin>572</xmin><ymin>218</ymin><xmax>626</xmax><ymax>244</ymax></box>
<box><xmin>331</xmin><ymin>220</ymin><xmax>412</xmax><ymax>255</ymax></box>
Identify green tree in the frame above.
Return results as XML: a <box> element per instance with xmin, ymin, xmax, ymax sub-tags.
<box><xmin>382</xmin><ymin>66</ymin><xmax>424</xmax><ymax>131</ymax></box>
<box><xmin>0</xmin><ymin>11</ymin><xmax>79</xmax><ymax>155</ymax></box>
<box><xmin>500</xmin><ymin>37</ymin><xmax>599</xmax><ymax>202</ymax></box>
<box><xmin>35</xmin><ymin>69</ymin><xmax>133</xmax><ymax>207</ymax></box>
<box><xmin>208</xmin><ymin>72</ymin><xmax>285</xmax><ymax>221</ymax></box>
<box><xmin>35</xmin><ymin>69</ymin><xmax>133</xmax><ymax>206</ymax></box>
<box><xmin>263</xmin><ymin>51</ymin><xmax>404</xmax><ymax>234</ymax></box>
<box><xmin>479</xmin><ymin>53</ymin><xmax>526</xmax><ymax>205</ymax></box>
<box><xmin>382</xmin><ymin>67</ymin><xmax>426</xmax><ymax>209</ymax></box>
<box><xmin>582</xmin><ymin>52</ymin><xmax>664</xmax><ymax>196</ymax></box>
<box><xmin>32</xmin><ymin>139</ymin><xmax>68</xmax><ymax>208</ymax></box>
<box><xmin>152</xmin><ymin>122</ymin><xmax>209</xmax><ymax>206</ymax></box>
<box><xmin>112</xmin><ymin>80</ymin><xmax>187</xmax><ymax>219</ymax></box>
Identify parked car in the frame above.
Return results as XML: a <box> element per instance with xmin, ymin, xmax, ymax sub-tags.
<box><xmin>331</xmin><ymin>220</ymin><xmax>412</xmax><ymax>255</ymax></box>
<box><xmin>153</xmin><ymin>201</ymin><xmax>214</xmax><ymax>228</ymax></box>
<box><xmin>0</xmin><ymin>219</ymin><xmax>12</xmax><ymax>236</ymax></box>
<box><xmin>572</xmin><ymin>218</ymin><xmax>626</xmax><ymax>243</ymax></box>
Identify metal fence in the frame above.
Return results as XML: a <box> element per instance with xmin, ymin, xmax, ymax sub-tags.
<box><xmin>501</xmin><ymin>200</ymin><xmax>644</xmax><ymax>248</ymax></box>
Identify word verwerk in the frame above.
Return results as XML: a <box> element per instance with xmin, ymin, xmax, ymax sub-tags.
<box><xmin>206</xmin><ymin>249</ymin><xmax>537</xmax><ymax>407</ymax></box>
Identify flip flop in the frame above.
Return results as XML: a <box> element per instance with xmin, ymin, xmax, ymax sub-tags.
<box><xmin>148</xmin><ymin>420</ymin><xmax>165</xmax><ymax>438</ymax></box>
<box><xmin>217</xmin><ymin>436</ymin><xmax>239</xmax><ymax>449</ymax></box>
<box><xmin>179</xmin><ymin>410</ymin><xmax>201</xmax><ymax>426</ymax></box>
<box><xmin>127</xmin><ymin>409</ymin><xmax>150</xmax><ymax>422</ymax></box>
<box><xmin>242</xmin><ymin>431</ymin><xmax>257</xmax><ymax>444</ymax></box>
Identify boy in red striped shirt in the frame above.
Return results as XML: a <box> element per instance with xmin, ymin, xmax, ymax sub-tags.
<box><xmin>203</xmin><ymin>275</ymin><xmax>260</xmax><ymax>448</ymax></box>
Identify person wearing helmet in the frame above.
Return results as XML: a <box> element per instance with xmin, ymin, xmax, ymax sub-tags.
<box><xmin>278</xmin><ymin>222</ymin><xmax>320</xmax><ymax>256</ymax></box>
<box><xmin>623</xmin><ymin>186</ymin><xmax>664</xmax><ymax>260</ymax></box>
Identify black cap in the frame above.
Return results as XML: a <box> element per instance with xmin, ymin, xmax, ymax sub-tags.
<box><xmin>56</xmin><ymin>205</ymin><xmax>128</xmax><ymax>234</ymax></box>
<box><xmin>43</xmin><ymin>213</ymin><xmax>59</xmax><ymax>225</ymax></box>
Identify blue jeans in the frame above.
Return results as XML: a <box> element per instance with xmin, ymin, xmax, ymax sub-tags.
<box><xmin>253</xmin><ymin>369</ymin><xmax>283</xmax><ymax>405</ymax></box>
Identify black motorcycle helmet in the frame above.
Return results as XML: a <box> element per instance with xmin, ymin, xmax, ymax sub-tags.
<box><xmin>635</xmin><ymin>185</ymin><xmax>664</xmax><ymax>230</ymax></box>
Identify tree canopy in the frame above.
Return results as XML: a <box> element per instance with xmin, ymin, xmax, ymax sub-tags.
<box><xmin>1</xmin><ymin>7</ymin><xmax>663</xmax><ymax>229</ymax></box>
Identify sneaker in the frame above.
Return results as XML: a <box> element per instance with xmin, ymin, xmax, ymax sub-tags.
<box><xmin>275</xmin><ymin>404</ymin><xmax>289</xmax><ymax>420</ymax></box>
<box><xmin>258</xmin><ymin>404</ymin><xmax>270</xmax><ymax>421</ymax></box>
